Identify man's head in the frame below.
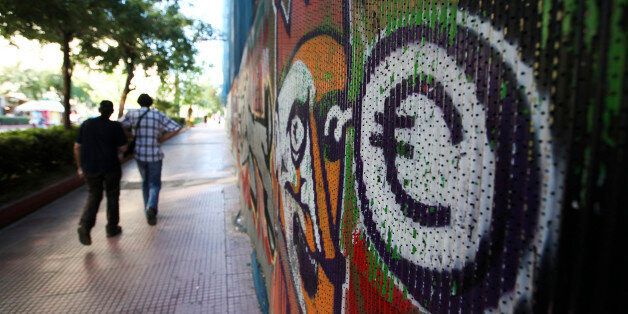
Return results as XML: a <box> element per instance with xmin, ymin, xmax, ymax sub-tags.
<box><xmin>137</xmin><ymin>94</ymin><xmax>153</xmax><ymax>107</ymax></box>
<box><xmin>99</xmin><ymin>100</ymin><xmax>114</xmax><ymax>117</ymax></box>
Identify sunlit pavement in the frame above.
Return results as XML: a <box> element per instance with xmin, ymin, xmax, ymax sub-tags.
<box><xmin>0</xmin><ymin>123</ymin><xmax>261</xmax><ymax>313</ymax></box>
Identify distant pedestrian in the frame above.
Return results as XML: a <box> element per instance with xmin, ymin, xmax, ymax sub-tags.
<box><xmin>74</xmin><ymin>100</ymin><xmax>128</xmax><ymax>245</ymax></box>
<box><xmin>121</xmin><ymin>94</ymin><xmax>181</xmax><ymax>226</ymax></box>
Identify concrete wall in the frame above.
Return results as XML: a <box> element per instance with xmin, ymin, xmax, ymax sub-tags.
<box><xmin>227</xmin><ymin>0</ymin><xmax>628</xmax><ymax>312</ymax></box>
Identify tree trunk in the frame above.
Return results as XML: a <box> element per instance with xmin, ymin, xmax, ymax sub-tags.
<box><xmin>174</xmin><ymin>73</ymin><xmax>181</xmax><ymax>112</ymax></box>
<box><xmin>187</xmin><ymin>105</ymin><xmax>193</xmax><ymax>125</ymax></box>
<box><xmin>61</xmin><ymin>32</ymin><xmax>73</xmax><ymax>129</ymax></box>
<box><xmin>118</xmin><ymin>58</ymin><xmax>135</xmax><ymax>119</ymax></box>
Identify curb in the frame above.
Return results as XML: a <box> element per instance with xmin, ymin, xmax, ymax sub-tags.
<box><xmin>0</xmin><ymin>175</ymin><xmax>84</xmax><ymax>228</ymax></box>
<box><xmin>0</xmin><ymin>126</ymin><xmax>191</xmax><ymax>229</ymax></box>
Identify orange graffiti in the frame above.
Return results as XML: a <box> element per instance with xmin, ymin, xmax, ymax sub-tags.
<box><xmin>293</xmin><ymin>35</ymin><xmax>347</xmax><ymax>102</ymax></box>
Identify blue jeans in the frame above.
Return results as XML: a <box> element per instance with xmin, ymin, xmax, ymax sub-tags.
<box><xmin>136</xmin><ymin>160</ymin><xmax>162</xmax><ymax>212</ymax></box>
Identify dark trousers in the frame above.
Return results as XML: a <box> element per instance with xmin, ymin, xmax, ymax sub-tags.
<box><xmin>79</xmin><ymin>170</ymin><xmax>122</xmax><ymax>230</ymax></box>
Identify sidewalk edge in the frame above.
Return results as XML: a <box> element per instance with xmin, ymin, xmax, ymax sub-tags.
<box><xmin>0</xmin><ymin>175</ymin><xmax>84</xmax><ymax>228</ymax></box>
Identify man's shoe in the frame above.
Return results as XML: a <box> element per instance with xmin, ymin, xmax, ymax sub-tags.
<box><xmin>146</xmin><ymin>208</ymin><xmax>157</xmax><ymax>226</ymax></box>
<box><xmin>77</xmin><ymin>227</ymin><xmax>92</xmax><ymax>245</ymax></box>
<box><xmin>106</xmin><ymin>225</ymin><xmax>122</xmax><ymax>238</ymax></box>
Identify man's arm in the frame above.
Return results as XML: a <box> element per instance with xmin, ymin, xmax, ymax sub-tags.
<box><xmin>158</xmin><ymin>113</ymin><xmax>182</xmax><ymax>143</ymax></box>
<box><xmin>73</xmin><ymin>143</ymin><xmax>83</xmax><ymax>178</ymax></box>
<box><xmin>117</xmin><ymin>144</ymin><xmax>128</xmax><ymax>161</ymax></box>
<box><xmin>158</xmin><ymin>128</ymin><xmax>181</xmax><ymax>143</ymax></box>
<box><xmin>114</xmin><ymin>122</ymin><xmax>129</xmax><ymax>161</ymax></box>
<box><xmin>122</xmin><ymin>127</ymin><xmax>132</xmax><ymax>138</ymax></box>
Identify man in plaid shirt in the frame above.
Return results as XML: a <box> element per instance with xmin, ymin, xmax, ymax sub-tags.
<box><xmin>121</xmin><ymin>94</ymin><xmax>181</xmax><ymax>226</ymax></box>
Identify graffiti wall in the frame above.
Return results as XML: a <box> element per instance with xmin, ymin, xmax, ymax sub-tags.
<box><xmin>227</xmin><ymin>0</ymin><xmax>627</xmax><ymax>312</ymax></box>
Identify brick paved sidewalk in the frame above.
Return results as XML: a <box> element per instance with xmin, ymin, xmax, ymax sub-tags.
<box><xmin>0</xmin><ymin>124</ymin><xmax>261</xmax><ymax>313</ymax></box>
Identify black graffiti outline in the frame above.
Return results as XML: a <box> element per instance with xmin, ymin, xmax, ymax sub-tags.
<box><xmin>353</xmin><ymin>24</ymin><xmax>542</xmax><ymax>312</ymax></box>
<box><xmin>275</xmin><ymin>32</ymin><xmax>349</xmax><ymax>313</ymax></box>
<box><xmin>371</xmin><ymin>77</ymin><xmax>464</xmax><ymax>227</ymax></box>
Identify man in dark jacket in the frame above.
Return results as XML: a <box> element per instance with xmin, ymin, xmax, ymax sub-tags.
<box><xmin>74</xmin><ymin>100</ymin><xmax>128</xmax><ymax>245</ymax></box>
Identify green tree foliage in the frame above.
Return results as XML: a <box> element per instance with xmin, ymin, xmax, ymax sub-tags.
<box><xmin>153</xmin><ymin>98</ymin><xmax>178</xmax><ymax>117</ymax></box>
<box><xmin>0</xmin><ymin>0</ymin><xmax>114</xmax><ymax>128</ymax></box>
<box><xmin>0</xmin><ymin>67</ymin><xmax>93</xmax><ymax>104</ymax></box>
<box><xmin>82</xmin><ymin>0</ymin><xmax>212</xmax><ymax>118</ymax></box>
<box><xmin>0</xmin><ymin>0</ymin><xmax>214</xmax><ymax>124</ymax></box>
<box><xmin>181</xmin><ymin>75</ymin><xmax>223</xmax><ymax>122</ymax></box>
<box><xmin>158</xmin><ymin>69</ymin><xmax>223</xmax><ymax>118</ymax></box>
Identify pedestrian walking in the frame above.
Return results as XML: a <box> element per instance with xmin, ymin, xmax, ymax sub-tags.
<box><xmin>74</xmin><ymin>100</ymin><xmax>128</xmax><ymax>245</ymax></box>
<box><xmin>121</xmin><ymin>94</ymin><xmax>181</xmax><ymax>226</ymax></box>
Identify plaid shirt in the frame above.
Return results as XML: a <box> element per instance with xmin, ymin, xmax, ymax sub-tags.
<box><xmin>121</xmin><ymin>108</ymin><xmax>181</xmax><ymax>162</ymax></box>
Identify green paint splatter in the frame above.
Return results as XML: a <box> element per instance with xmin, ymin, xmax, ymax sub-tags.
<box><xmin>381</xmin><ymin>263</ymin><xmax>388</xmax><ymax>296</ymax></box>
<box><xmin>323</xmin><ymin>71</ymin><xmax>333</xmax><ymax>82</ymax></box>
<box><xmin>413</xmin><ymin>60</ymin><xmax>419</xmax><ymax>85</ymax></box>
<box><xmin>348</xmin><ymin>30</ymin><xmax>365</xmax><ymax>101</ymax></box>
<box><xmin>489</xmin><ymin>139</ymin><xmax>497</xmax><ymax>150</ymax></box>
<box><xmin>429</xmin><ymin>2</ymin><xmax>438</xmax><ymax>29</ymax></box>
<box><xmin>423</xmin><ymin>168</ymin><xmax>431</xmax><ymax>178</ymax></box>
<box><xmin>541</xmin><ymin>0</ymin><xmax>552</xmax><ymax>49</ymax></box>
<box><xmin>448</xmin><ymin>5</ymin><xmax>458</xmax><ymax>45</ymax></box>
<box><xmin>396</xmin><ymin>140</ymin><xmax>414</xmax><ymax>158</ymax></box>
<box><xmin>392</xmin><ymin>245</ymin><xmax>400</xmax><ymax>260</ymax></box>
<box><xmin>341</xmin><ymin>128</ymin><xmax>359</xmax><ymax>229</ymax></box>
<box><xmin>426</xmin><ymin>74</ymin><xmax>435</xmax><ymax>84</ymax></box>
<box><xmin>562</xmin><ymin>0</ymin><xmax>577</xmax><ymax>36</ymax></box>
<box><xmin>584</xmin><ymin>0</ymin><xmax>599</xmax><ymax>50</ymax></box>
<box><xmin>602</xmin><ymin>0</ymin><xmax>626</xmax><ymax>147</ymax></box>
<box><xmin>386</xmin><ymin>227</ymin><xmax>392</xmax><ymax>253</ymax></box>
<box><xmin>500</xmin><ymin>81</ymin><xmax>508</xmax><ymax>100</ymax></box>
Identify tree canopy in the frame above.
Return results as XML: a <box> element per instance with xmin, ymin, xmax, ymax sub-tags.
<box><xmin>81</xmin><ymin>0</ymin><xmax>213</xmax><ymax>117</ymax></box>
<box><xmin>0</xmin><ymin>0</ymin><xmax>215</xmax><ymax>124</ymax></box>
<box><xmin>0</xmin><ymin>67</ymin><xmax>93</xmax><ymax>104</ymax></box>
<box><xmin>0</xmin><ymin>0</ymin><xmax>116</xmax><ymax>127</ymax></box>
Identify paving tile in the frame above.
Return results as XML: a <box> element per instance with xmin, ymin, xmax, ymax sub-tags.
<box><xmin>228</xmin><ymin>295</ymin><xmax>262</xmax><ymax>314</ymax></box>
<box><xmin>227</xmin><ymin>254</ymin><xmax>252</xmax><ymax>275</ymax></box>
<box><xmin>0</xmin><ymin>126</ymin><xmax>258</xmax><ymax>313</ymax></box>
<box><xmin>227</xmin><ymin>272</ymin><xmax>257</xmax><ymax>298</ymax></box>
